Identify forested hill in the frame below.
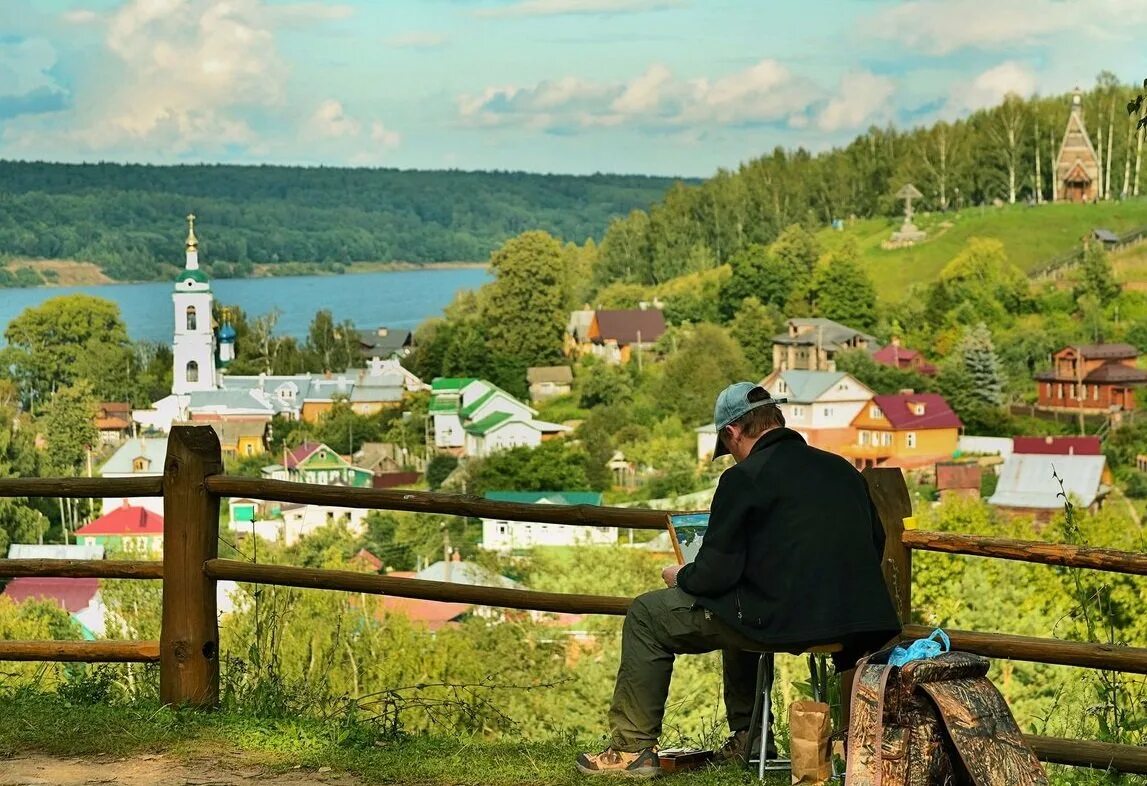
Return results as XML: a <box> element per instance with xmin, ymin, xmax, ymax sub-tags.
<box><xmin>0</xmin><ymin>161</ymin><xmax>682</xmax><ymax>282</ymax></box>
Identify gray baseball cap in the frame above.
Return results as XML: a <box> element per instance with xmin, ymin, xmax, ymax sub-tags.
<box><xmin>712</xmin><ymin>382</ymin><xmax>787</xmax><ymax>458</ymax></box>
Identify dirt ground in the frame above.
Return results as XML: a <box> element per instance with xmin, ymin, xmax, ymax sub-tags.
<box><xmin>0</xmin><ymin>753</ymin><xmax>366</xmax><ymax>786</ymax></box>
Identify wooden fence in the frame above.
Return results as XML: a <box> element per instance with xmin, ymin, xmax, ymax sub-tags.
<box><xmin>1</xmin><ymin>426</ymin><xmax>1145</xmax><ymax>774</ymax></box>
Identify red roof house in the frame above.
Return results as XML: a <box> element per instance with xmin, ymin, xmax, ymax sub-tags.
<box><xmin>2</xmin><ymin>577</ymin><xmax>99</xmax><ymax>614</ymax></box>
<box><xmin>74</xmin><ymin>505</ymin><xmax>164</xmax><ymax>555</ymax></box>
<box><xmin>872</xmin><ymin>340</ymin><xmax>937</xmax><ymax>376</ymax></box>
<box><xmin>1034</xmin><ymin>344</ymin><xmax>1147</xmax><ymax>412</ymax></box>
<box><xmin>843</xmin><ymin>392</ymin><xmax>962</xmax><ymax>469</ymax></box>
<box><xmin>586</xmin><ymin>309</ymin><xmax>667</xmax><ymax>364</ymax></box>
<box><xmin>1013</xmin><ymin>436</ymin><xmax>1103</xmax><ymax>456</ymax></box>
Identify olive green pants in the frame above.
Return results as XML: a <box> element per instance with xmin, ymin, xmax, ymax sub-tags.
<box><xmin>608</xmin><ymin>588</ymin><xmax>774</xmax><ymax>752</ymax></box>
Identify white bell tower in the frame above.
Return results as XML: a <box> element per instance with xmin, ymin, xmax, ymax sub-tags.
<box><xmin>171</xmin><ymin>214</ymin><xmax>217</xmax><ymax>395</ymax></box>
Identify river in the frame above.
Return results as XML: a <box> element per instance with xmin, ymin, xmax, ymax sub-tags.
<box><xmin>0</xmin><ymin>268</ymin><xmax>492</xmax><ymax>343</ymax></box>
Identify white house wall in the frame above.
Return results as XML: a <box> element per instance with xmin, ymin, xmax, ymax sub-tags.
<box><xmin>481</xmin><ymin>422</ymin><xmax>542</xmax><ymax>456</ymax></box>
<box><xmin>481</xmin><ymin>518</ymin><xmax>618</xmax><ymax>550</ymax></box>
<box><xmin>469</xmin><ymin>393</ymin><xmax>534</xmax><ymax>423</ymax></box>
<box><xmin>434</xmin><ymin>412</ymin><xmax>465</xmax><ymax>448</ymax></box>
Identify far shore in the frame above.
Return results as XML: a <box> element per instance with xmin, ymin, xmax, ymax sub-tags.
<box><xmin>3</xmin><ymin>258</ymin><xmax>489</xmax><ymax>289</ymax></box>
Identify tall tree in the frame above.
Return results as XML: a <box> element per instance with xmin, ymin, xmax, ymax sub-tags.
<box><xmin>0</xmin><ymin>381</ymin><xmax>46</xmax><ymax>552</ymax></box>
<box><xmin>809</xmin><ymin>241</ymin><xmax>878</xmax><ymax>331</ymax></box>
<box><xmin>990</xmin><ymin>94</ymin><xmax>1028</xmax><ymax>204</ymax></box>
<box><xmin>655</xmin><ymin>323</ymin><xmax>751</xmax><ymax>425</ymax></box>
<box><xmin>481</xmin><ymin>231</ymin><xmax>568</xmax><ymax>371</ymax></box>
<box><xmin>1</xmin><ymin>294</ymin><xmax>134</xmax><ymax>407</ymax></box>
<box><xmin>955</xmin><ymin>323</ymin><xmax>1006</xmax><ymax>407</ymax></box>
<box><xmin>1074</xmin><ymin>243</ymin><xmax>1122</xmax><ymax>306</ymax></box>
<box><xmin>40</xmin><ymin>381</ymin><xmax>99</xmax><ymax>540</ymax></box>
<box><xmin>729</xmin><ymin>296</ymin><xmax>782</xmax><ymax>377</ymax></box>
<box><xmin>769</xmin><ymin>224</ymin><xmax>821</xmax><ymax>277</ymax></box>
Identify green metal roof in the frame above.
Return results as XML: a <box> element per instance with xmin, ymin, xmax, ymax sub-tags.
<box><xmin>459</xmin><ymin>389</ymin><xmax>496</xmax><ymax>418</ymax></box>
<box><xmin>484</xmin><ymin>491</ymin><xmax>603</xmax><ymax>506</ymax></box>
<box><xmin>464</xmin><ymin>411</ymin><xmax>515</xmax><ymax>435</ymax></box>
<box><xmin>431</xmin><ymin>377</ymin><xmax>475</xmax><ymax>392</ymax></box>
<box><xmin>428</xmin><ymin>397</ymin><xmax>460</xmax><ymax>413</ymax></box>
<box><xmin>175</xmin><ymin>268</ymin><xmax>210</xmax><ymax>284</ymax></box>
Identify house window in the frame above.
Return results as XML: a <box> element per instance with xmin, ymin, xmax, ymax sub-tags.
<box><xmin>823</xmin><ymin>407</ymin><xmax>834</xmax><ymax>417</ymax></box>
<box><xmin>132</xmin><ymin>457</ymin><xmax>148</xmax><ymax>472</ymax></box>
<box><xmin>1093</xmin><ymin>385</ymin><xmax>1099</xmax><ymax>401</ymax></box>
<box><xmin>186</xmin><ymin>361</ymin><xmax>199</xmax><ymax>383</ymax></box>
<box><xmin>882</xmin><ymin>432</ymin><xmax>893</xmax><ymax>447</ymax></box>
<box><xmin>1057</xmin><ymin>383</ymin><xmax>1064</xmax><ymax>399</ymax></box>
<box><xmin>906</xmin><ymin>432</ymin><xmax>917</xmax><ymax>449</ymax></box>
<box><xmin>869</xmin><ymin>406</ymin><xmax>883</xmax><ymax>419</ymax></box>
<box><xmin>777</xmin><ymin>380</ymin><xmax>788</xmax><ymax>394</ymax></box>
<box><xmin>1045</xmin><ymin>383</ymin><xmax>1051</xmax><ymax>398</ymax></box>
<box><xmin>186</xmin><ymin>306</ymin><xmax>197</xmax><ymax>331</ymax></box>
<box><xmin>859</xmin><ymin>430</ymin><xmax>869</xmax><ymax>446</ymax></box>
<box><xmin>498</xmin><ymin>524</ymin><xmax>507</xmax><ymax>535</ymax></box>
<box><xmin>245</xmin><ymin>443</ymin><xmax>254</xmax><ymax>456</ymax></box>
<box><xmin>791</xmin><ymin>406</ymin><xmax>804</xmax><ymax>418</ymax></box>
<box><xmin>912</xmin><ymin>403</ymin><xmax>925</xmax><ymax>416</ymax></box>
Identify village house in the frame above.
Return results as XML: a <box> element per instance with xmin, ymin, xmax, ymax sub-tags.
<box><xmin>429</xmin><ymin>377</ymin><xmax>569</xmax><ymax>457</ymax></box>
<box><xmin>989</xmin><ymin>452</ymin><xmax>1112</xmax><ymax>520</ymax></box>
<box><xmin>1034</xmin><ymin>344</ymin><xmax>1147</xmax><ymax>413</ymax></box>
<box><xmin>75</xmin><ymin>505</ymin><xmax>165</xmax><ymax>556</ymax></box>
<box><xmin>871</xmin><ymin>338</ymin><xmax>937</xmax><ymax>376</ymax></box>
<box><xmin>98</xmin><ymin>437</ymin><xmax>168</xmax><ymax>516</ymax></box>
<box><xmin>771</xmin><ymin>318</ymin><xmax>880</xmax><ymax>373</ymax></box>
<box><xmin>263</xmin><ymin>442</ymin><xmax>374</xmax><ymax>487</ymax></box>
<box><xmin>174</xmin><ymin>420</ymin><xmax>268</xmax><ymax>458</ymax></box>
<box><xmin>354</xmin><ymin>327</ymin><xmax>413</xmax><ymax>361</ymax></box>
<box><xmin>841</xmin><ymin>392</ymin><xmax>962</xmax><ymax>469</ymax></box>
<box><xmin>228</xmin><ymin>500</ymin><xmax>369</xmax><ymax>545</ymax></box>
<box><xmin>761</xmin><ymin>370</ymin><xmax>875</xmax><ymax>452</ymax></box>
<box><xmin>1012</xmin><ymin>436</ymin><xmax>1102</xmax><ymax>456</ymax></box>
<box><xmin>94</xmin><ymin>402</ymin><xmax>133</xmax><ymax>444</ymax></box>
<box><xmin>582</xmin><ymin>308</ymin><xmax>667</xmax><ymax>365</ymax></box>
<box><xmin>527</xmin><ymin>366</ymin><xmax>574</xmax><ymax>402</ymax></box>
<box><xmin>565</xmin><ymin>309</ymin><xmax>595</xmax><ymax>356</ymax></box>
<box><xmin>1</xmin><ymin>577</ymin><xmax>106</xmax><ymax>638</ymax></box>
<box><xmin>480</xmin><ymin>491</ymin><xmax>613</xmax><ymax>551</ymax></box>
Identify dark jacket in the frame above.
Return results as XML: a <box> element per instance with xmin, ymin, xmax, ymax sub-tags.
<box><xmin>676</xmin><ymin>428</ymin><xmax>900</xmax><ymax>653</ymax></box>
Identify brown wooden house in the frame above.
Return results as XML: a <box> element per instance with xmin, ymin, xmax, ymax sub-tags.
<box><xmin>1034</xmin><ymin>344</ymin><xmax>1147</xmax><ymax>412</ymax></box>
<box><xmin>1056</xmin><ymin>89</ymin><xmax>1100</xmax><ymax>203</ymax></box>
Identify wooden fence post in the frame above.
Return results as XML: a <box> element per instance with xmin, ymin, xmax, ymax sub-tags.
<box><xmin>160</xmin><ymin>425</ymin><xmax>223</xmax><ymax>708</ymax></box>
<box><xmin>862</xmin><ymin>467</ymin><xmax>913</xmax><ymax>626</ymax></box>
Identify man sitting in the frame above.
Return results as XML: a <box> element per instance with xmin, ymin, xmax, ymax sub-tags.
<box><xmin>577</xmin><ymin>382</ymin><xmax>901</xmax><ymax>777</ymax></box>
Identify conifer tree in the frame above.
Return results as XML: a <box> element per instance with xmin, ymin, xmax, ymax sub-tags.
<box><xmin>956</xmin><ymin>323</ymin><xmax>1006</xmax><ymax>407</ymax></box>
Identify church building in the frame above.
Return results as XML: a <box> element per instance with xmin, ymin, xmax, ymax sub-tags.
<box><xmin>1056</xmin><ymin>89</ymin><xmax>1100</xmax><ymax>203</ymax></box>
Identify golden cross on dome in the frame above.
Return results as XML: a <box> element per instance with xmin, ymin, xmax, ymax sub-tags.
<box><xmin>185</xmin><ymin>213</ymin><xmax>198</xmax><ymax>249</ymax></box>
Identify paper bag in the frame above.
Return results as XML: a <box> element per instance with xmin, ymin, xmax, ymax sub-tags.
<box><xmin>789</xmin><ymin>700</ymin><xmax>831</xmax><ymax>785</ymax></box>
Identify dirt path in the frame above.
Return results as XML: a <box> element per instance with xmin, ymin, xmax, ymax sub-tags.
<box><xmin>0</xmin><ymin>753</ymin><xmax>366</xmax><ymax>786</ymax></box>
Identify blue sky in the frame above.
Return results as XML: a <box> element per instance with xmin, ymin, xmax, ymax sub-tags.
<box><xmin>1</xmin><ymin>0</ymin><xmax>1145</xmax><ymax>177</ymax></box>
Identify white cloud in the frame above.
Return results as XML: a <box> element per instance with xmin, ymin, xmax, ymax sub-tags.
<box><xmin>864</xmin><ymin>0</ymin><xmax>1145</xmax><ymax>55</ymax></box>
<box><xmin>457</xmin><ymin>59</ymin><xmax>824</xmax><ymax>133</ymax></box>
<box><xmin>311</xmin><ymin>100</ymin><xmax>361</xmax><ymax>138</ymax></box>
<box><xmin>476</xmin><ymin>0</ymin><xmax>685</xmax><ymax>19</ymax></box>
<box><xmin>370</xmin><ymin>122</ymin><xmax>402</xmax><ymax>149</ymax></box>
<box><xmin>945</xmin><ymin>61</ymin><xmax>1037</xmax><ymax>116</ymax></box>
<box><xmin>817</xmin><ymin>71</ymin><xmax>896</xmax><ymax>132</ymax></box>
<box><xmin>3</xmin><ymin>0</ymin><xmax>353</xmax><ymax>157</ymax></box>
<box><xmin>384</xmin><ymin>31</ymin><xmax>448</xmax><ymax>49</ymax></box>
<box><xmin>0</xmin><ymin>38</ymin><xmax>68</xmax><ymax>101</ymax></box>
<box><xmin>306</xmin><ymin>100</ymin><xmax>402</xmax><ymax>162</ymax></box>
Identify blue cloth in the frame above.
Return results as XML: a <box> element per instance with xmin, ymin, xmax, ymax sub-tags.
<box><xmin>888</xmin><ymin>628</ymin><xmax>950</xmax><ymax>668</ymax></box>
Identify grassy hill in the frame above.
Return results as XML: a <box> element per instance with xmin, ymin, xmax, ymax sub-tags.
<box><xmin>815</xmin><ymin>199</ymin><xmax>1147</xmax><ymax>301</ymax></box>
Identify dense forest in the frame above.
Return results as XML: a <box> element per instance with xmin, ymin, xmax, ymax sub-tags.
<box><xmin>0</xmin><ymin>162</ymin><xmax>682</xmax><ymax>281</ymax></box>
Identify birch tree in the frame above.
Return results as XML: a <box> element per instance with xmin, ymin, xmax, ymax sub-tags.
<box><xmin>990</xmin><ymin>94</ymin><xmax>1027</xmax><ymax>204</ymax></box>
<box><xmin>922</xmin><ymin>121</ymin><xmax>963</xmax><ymax>210</ymax></box>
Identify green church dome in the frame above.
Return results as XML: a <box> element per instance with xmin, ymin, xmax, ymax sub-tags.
<box><xmin>174</xmin><ymin>268</ymin><xmax>211</xmax><ymax>289</ymax></box>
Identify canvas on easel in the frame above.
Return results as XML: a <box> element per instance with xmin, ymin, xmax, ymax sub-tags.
<box><xmin>666</xmin><ymin>512</ymin><xmax>710</xmax><ymax>566</ymax></box>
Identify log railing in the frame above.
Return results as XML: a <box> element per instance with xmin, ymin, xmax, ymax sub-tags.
<box><xmin>0</xmin><ymin>425</ymin><xmax>1145</xmax><ymax>773</ymax></box>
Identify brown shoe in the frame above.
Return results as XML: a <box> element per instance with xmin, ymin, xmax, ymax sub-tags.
<box><xmin>716</xmin><ymin>730</ymin><xmax>778</xmax><ymax>763</ymax></box>
<box><xmin>576</xmin><ymin>747</ymin><xmax>661</xmax><ymax>778</ymax></box>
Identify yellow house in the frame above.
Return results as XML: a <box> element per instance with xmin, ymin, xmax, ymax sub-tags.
<box><xmin>182</xmin><ymin>420</ymin><xmax>268</xmax><ymax>458</ymax></box>
<box><xmin>841</xmin><ymin>393</ymin><xmax>961</xmax><ymax>469</ymax></box>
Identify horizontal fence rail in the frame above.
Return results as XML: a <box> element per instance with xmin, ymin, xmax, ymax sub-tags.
<box><xmin>902</xmin><ymin>530</ymin><xmax>1147</xmax><ymax>576</ymax></box>
<box><xmin>1027</xmin><ymin>735</ymin><xmax>1147</xmax><ymax>774</ymax></box>
<box><xmin>900</xmin><ymin>624</ymin><xmax>1147</xmax><ymax>675</ymax></box>
<box><xmin>206</xmin><ymin>559</ymin><xmax>634</xmax><ymax>616</ymax></box>
<box><xmin>0</xmin><ymin>640</ymin><xmax>160</xmax><ymax>662</ymax></box>
<box><xmin>0</xmin><ymin>476</ymin><xmax>164</xmax><ymax>499</ymax></box>
<box><xmin>205</xmin><ymin>476</ymin><xmax>671</xmax><ymax>530</ymax></box>
<box><xmin>0</xmin><ymin>559</ymin><xmax>163</xmax><ymax>580</ymax></box>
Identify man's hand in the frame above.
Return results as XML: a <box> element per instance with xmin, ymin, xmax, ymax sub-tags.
<box><xmin>661</xmin><ymin>564</ymin><xmax>683</xmax><ymax>588</ymax></box>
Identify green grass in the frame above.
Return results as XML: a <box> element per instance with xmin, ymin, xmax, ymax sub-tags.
<box><xmin>0</xmin><ymin>697</ymin><xmax>787</xmax><ymax>785</ymax></box>
<box><xmin>815</xmin><ymin>199</ymin><xmax>1147</xmax><ymax>300</ymax></box>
